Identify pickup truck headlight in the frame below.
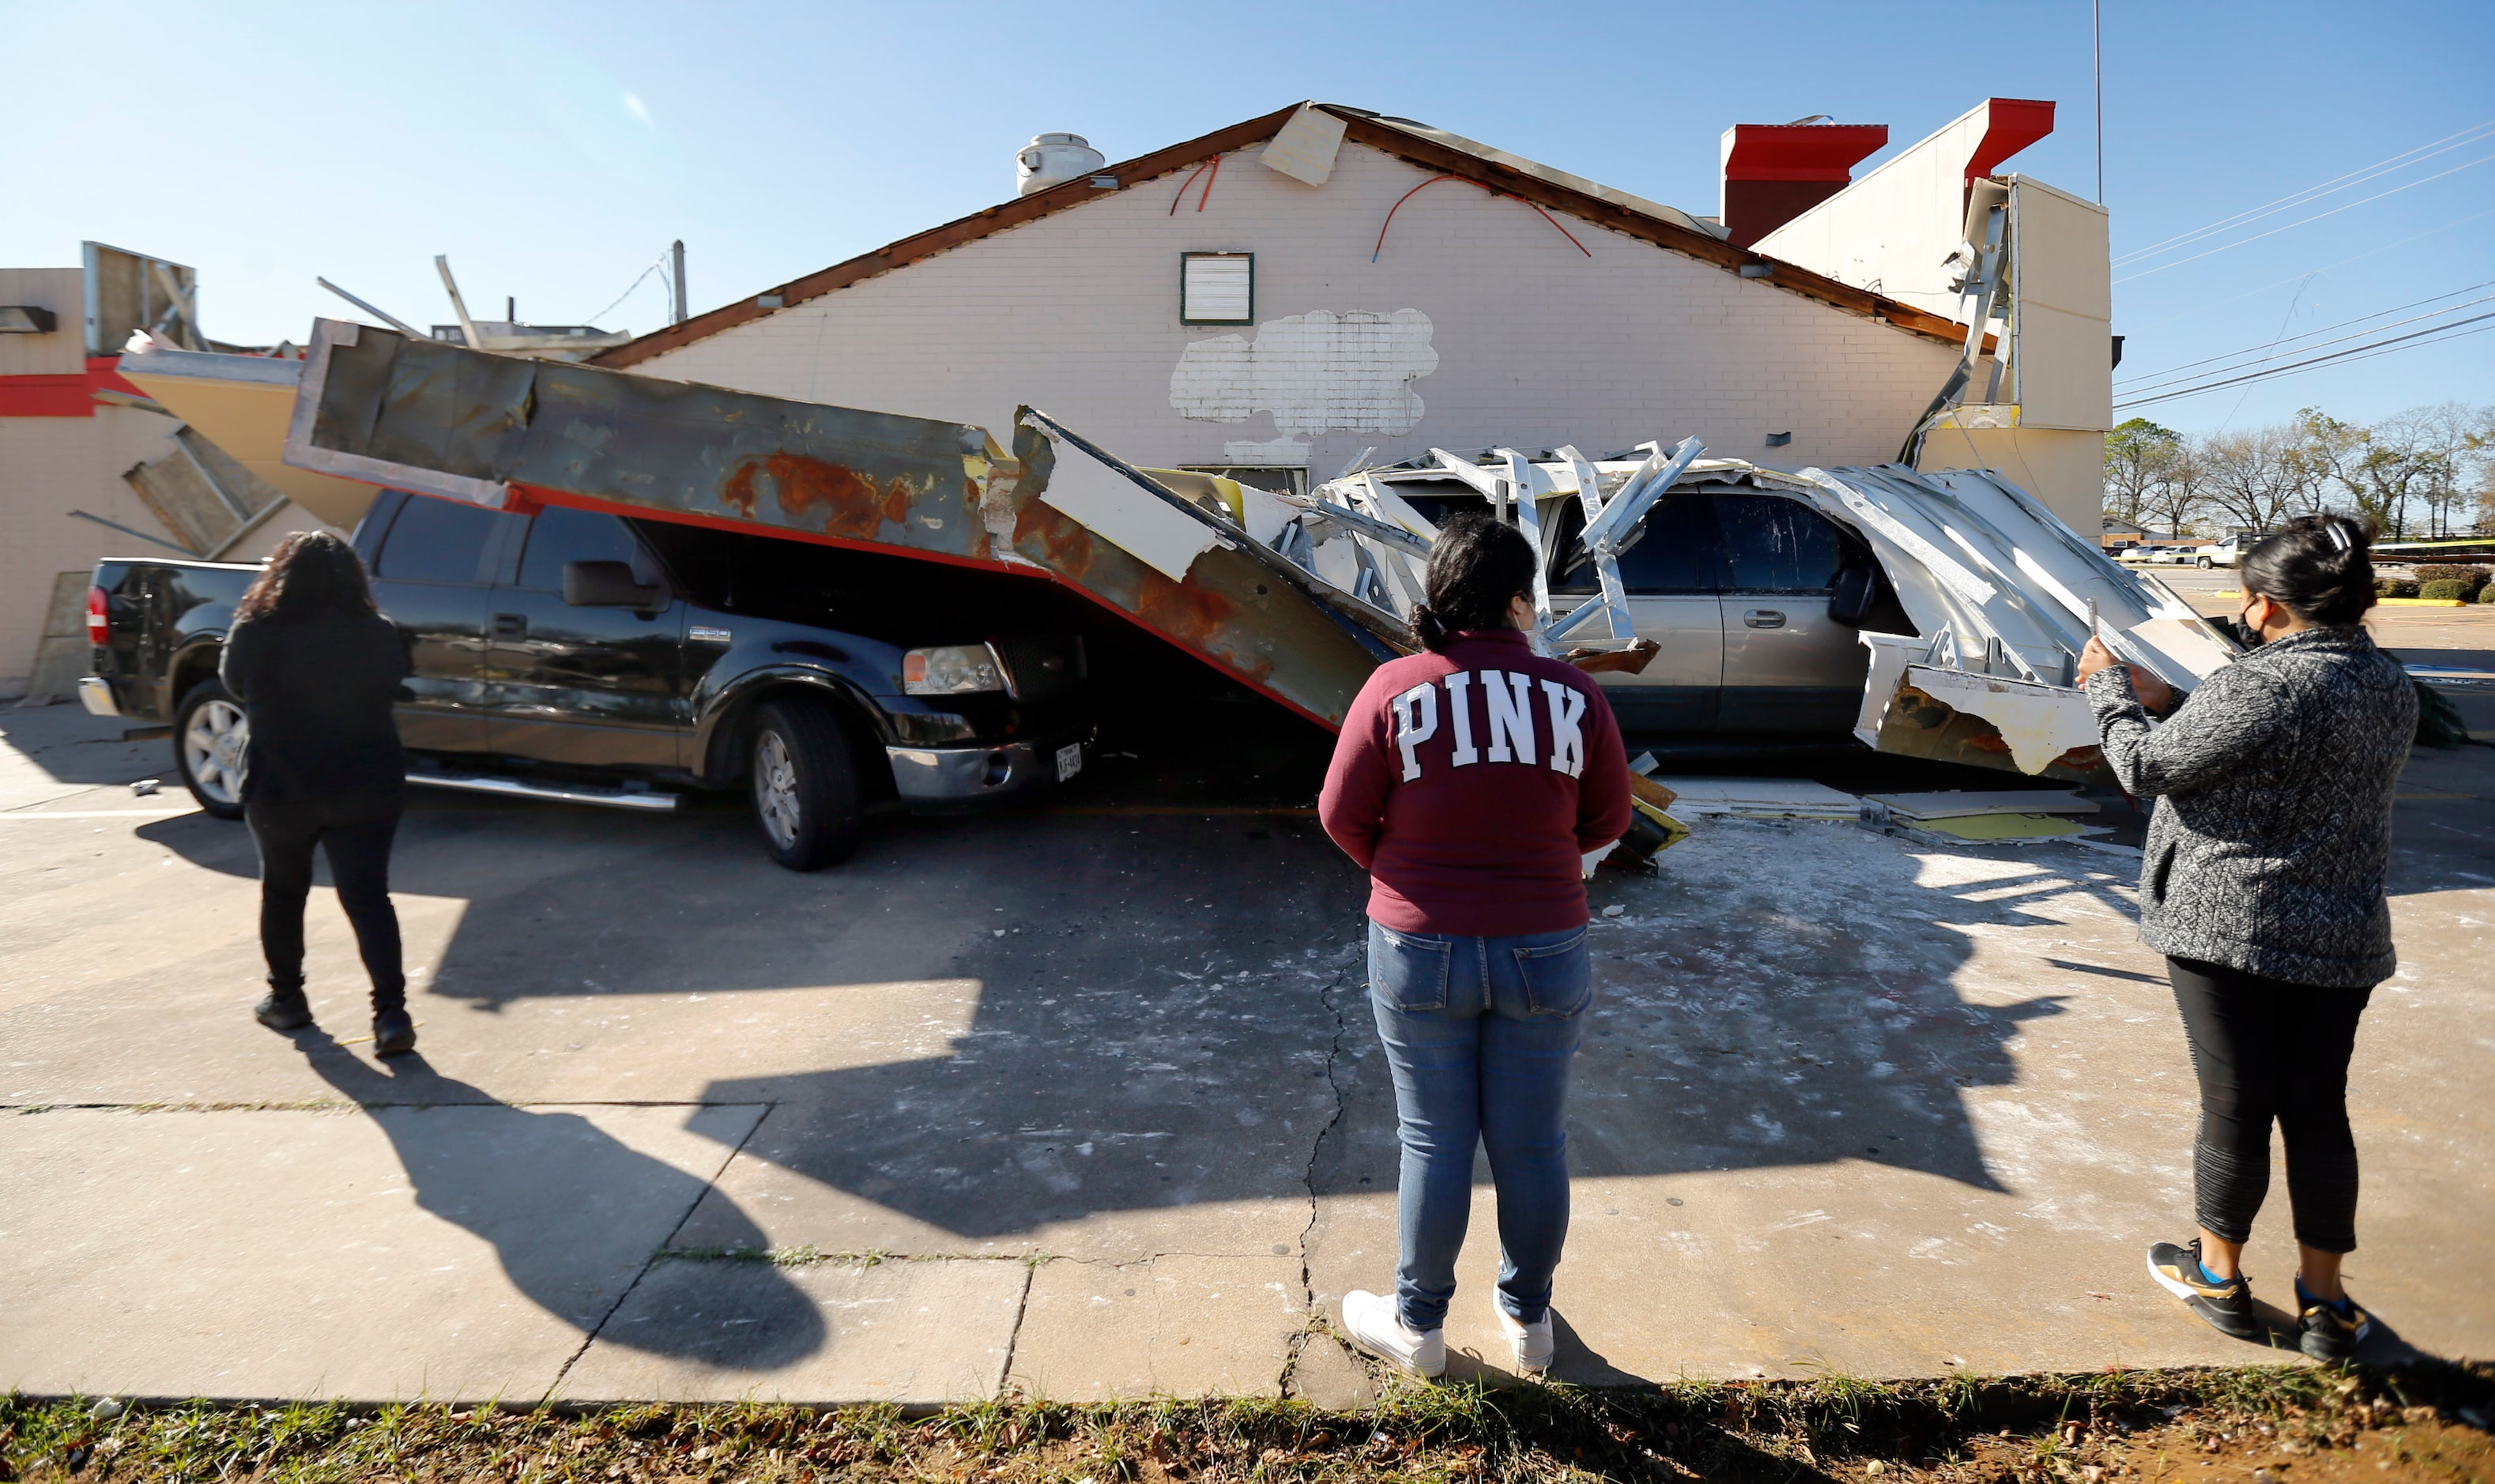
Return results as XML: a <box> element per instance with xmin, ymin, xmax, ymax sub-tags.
<box><xmin>902</xmin><ymin>643</ymin><xmax>1005</xmax><ymax>695</ymax></box>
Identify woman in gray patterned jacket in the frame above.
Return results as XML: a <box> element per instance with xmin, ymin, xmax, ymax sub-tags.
<box><xmin>2075</xmin><ymin>514</ymin><xmax>2414</xmax><ymax>1362</ymax></box>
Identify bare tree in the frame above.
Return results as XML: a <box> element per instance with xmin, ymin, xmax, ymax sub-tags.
<box><xmin>2139</xmin><ymin>437</ymin><xmax>2210</xmax><ymax>537</ymax></box>
<box><xmin>2195</xmin><ymin>424</ymin><xmax>2308</xmax><ymax>534</ymax></box>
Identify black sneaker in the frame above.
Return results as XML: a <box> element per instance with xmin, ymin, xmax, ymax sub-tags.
<box><xmin>2297</xmin><ymin>1289</ymin><xmax>2372</xmax><ymax>1361</ymax></box>
<box><xmin>372</xmin><ymin>1008</ymin><xmax>416</xmax><ymax>1057</ymax></box>
<box><xmin>254</xmin><ymin>989</ymin><xmax>313</xmax><ymax>1032</ymax></box>
<box><xmin>2146</xmin><ymin>1238</ymin><xmax>2259</xmax><ymax>1339</ymax></box>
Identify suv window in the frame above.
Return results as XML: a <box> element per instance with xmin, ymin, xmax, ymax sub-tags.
<box><xmin>375</xmin><ymin>496</ymin><xmax>496</xmax><ymax>583</ymax></box>
<box><xmin>1714</xmin><ymin>495</ymin><xmax>1842</xmax><ymax>593</ymax></box>
<box><xmin>1552</xmin><ymin>494</ymin><xmax>1717</xmax><ymax>594</ymax></box>
<box><xmin>516</xmin><ymin>506</ymin><xmax>646</xmax><ymax>591</ymax></box>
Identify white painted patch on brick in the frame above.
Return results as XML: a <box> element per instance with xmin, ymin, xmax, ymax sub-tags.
<box><xmin>1219</xmin><ymin>436</ymin><xmax>1310</xmax><ymax>465</ymax></box>
<box><xmin>1169</xmin><ymin>309</ymin><xmax>1438</xmax><ymax>437</ymax></box>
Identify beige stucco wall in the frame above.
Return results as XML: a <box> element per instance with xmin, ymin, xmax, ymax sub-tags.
<box><xmin>639</xmin><ymin>138</ymin><xmax>1962</xmax><ymax>485</ymax></box>
<box><xmin>0</xmin><ymin>406</ymin><xmax>183</xmax><ymax>697</ymax></box>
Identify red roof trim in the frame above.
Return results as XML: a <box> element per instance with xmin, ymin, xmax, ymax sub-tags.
<box><xmin>0</xmin><ymin>357</ymin><xmax>153</xmax><ymax>418</ymax></box>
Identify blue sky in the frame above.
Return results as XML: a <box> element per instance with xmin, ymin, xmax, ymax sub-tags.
<box><xmin>4</xmin><ymin>0</ymin><xmax>2487</xmax><ymax>436</ymax></box>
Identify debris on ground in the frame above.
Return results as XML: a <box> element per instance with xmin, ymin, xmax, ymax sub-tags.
<box><xmin>5</xmin><ymin>1364</ymin><xmax>2486</xmax><ymax>1484</ymax></box>
<box><xmin>1649</xmin><ymin>778</ymin><xmax>1862</xmax><ymax>820</ymax></box>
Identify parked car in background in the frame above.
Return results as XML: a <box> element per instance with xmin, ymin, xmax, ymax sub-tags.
<box><xmin>80</xmin><ymin>492</ymin><xmax>1097</xmax><ymax>869</ymax></box>
<box><xmin>1393</xmin><ymin>473</ymin><xmax>1915</xmax><ymax>737</ymax></box>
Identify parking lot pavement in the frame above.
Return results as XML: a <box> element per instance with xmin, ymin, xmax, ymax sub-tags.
<box><xmin>2</xmin><ymin>698</ymin><xmax>2489</xmax><ymax>1403</ymax></box>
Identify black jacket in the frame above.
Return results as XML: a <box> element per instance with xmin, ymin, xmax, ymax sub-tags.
<box><xmin>220</xmin><ymin>612</ymin><xmax>413</xmax><ymax>803</ymax></box>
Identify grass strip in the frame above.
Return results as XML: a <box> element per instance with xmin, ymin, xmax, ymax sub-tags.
<box><xmin>4</xmin><ymin>1360</ymin><xmax>2487</xmax><ymax>1484</ymax></box>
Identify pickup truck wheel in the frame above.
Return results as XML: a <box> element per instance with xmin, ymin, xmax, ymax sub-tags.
<box><xmin>2198</xmin><ymin>556</ymin><xmax>2214</xmax><ymax>568</ymax></box>
<box><xmin>173</xmin><ymin>679</ymin><xmax>249</xmax><ymax>820</ymax></box>
<box><xmin>748</xmin><ymin>697</ymin><xmax>862</xmax><ymax>871</ymax></box>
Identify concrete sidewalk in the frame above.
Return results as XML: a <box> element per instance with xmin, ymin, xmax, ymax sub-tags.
<box><xmin>1</xmin><ymin>698</ymin><xmax>2488</xmax><ymax>1405</ymax></box>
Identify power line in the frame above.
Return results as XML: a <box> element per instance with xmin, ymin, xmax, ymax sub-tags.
<box><xmin>2114</xmin><ymin>149</ymin><xmax>2495</xmax><ymax>284</ymax></box>
<box><xmin>581</xmin><ymin>253</ymin><xmax>673</xmax><ymax>327</ymax></box>
<box><xmin>2129</xmin><ymin>204</ymin><xmax>2495</xmax><ymax>333</ymax></box>
<box><xmin>2114</xmin><ymin>118</ymin><xmax>2495</xmax><ymax>265</ymax></box>
<box><xmin>2113</xmin><ymin>310</ymin><xmax>2495</xmax><ymax>409</ymax></box>
<box><xmin>2116</xmin><ymin>280</ymin><xmax>2495</xmax><ymax>388</ymax></box>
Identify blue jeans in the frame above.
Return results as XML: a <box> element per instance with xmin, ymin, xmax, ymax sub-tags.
<box><xmin>1366</xmin><ymin>917</ymin><xmax>1592</xmax><ymax>1331</ymax></box>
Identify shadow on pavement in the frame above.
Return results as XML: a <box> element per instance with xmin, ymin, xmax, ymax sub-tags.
<box><xmin>292</xmin><ymin>1033</ymin><xmax>825</xmax><ymax>1369</ymax></box>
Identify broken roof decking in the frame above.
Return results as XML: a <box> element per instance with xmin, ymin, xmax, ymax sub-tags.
<box><xmin>280</xmin><ymin>319</ymin><xmax>1396</xmax><ymax>728</ymax></box>
<box><xmin>594</xmin><ymin>103</ymin><xmax>1984</xmax><ymax>371</ymax></box>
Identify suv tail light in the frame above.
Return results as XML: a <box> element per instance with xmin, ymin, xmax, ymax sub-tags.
<box><xmin>85</xmin><ymin>586</ymin><xmax>111</xmax><ymax>646</ymax></box>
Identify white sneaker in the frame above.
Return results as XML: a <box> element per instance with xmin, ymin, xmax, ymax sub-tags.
<box><xmin>1496</xmin><ymin>1304</ymin><xmax>1555</xmax><ymax>1376</ymax></box>
<box><xmin>1341</xmin><ymin>1289</ymin><xmax>1445</xmax><ymax>1378</ymax></box>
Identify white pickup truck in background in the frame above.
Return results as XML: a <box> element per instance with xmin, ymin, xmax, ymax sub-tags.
<box><xmin>2194</xmin><ymin>533</ymin><xmax>2249</xmax><ymax>568</ymax></box>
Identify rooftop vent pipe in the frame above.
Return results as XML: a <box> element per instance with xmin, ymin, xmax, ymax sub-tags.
<box><xmin>1016</xmin><ymin>133</ymin><xmax>1106</xmax><ymax>197</ymax></box>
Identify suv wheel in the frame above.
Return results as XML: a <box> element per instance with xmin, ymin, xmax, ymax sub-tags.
<box><xmin>748</xmin><ymin>696</ymin><xmax>863</xmax><ymax>871</ymax></box>
<box><xmin>174</xmin><ymin>678</ymin><xmax>249</xmax><ymax>820</ymax></box>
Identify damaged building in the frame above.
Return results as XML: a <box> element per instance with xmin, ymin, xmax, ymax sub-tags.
<box><xmin>591</xmin><ymin>99</ymin><xmax>2110</xmax><ymax>538</ymax></box>
<box><xmin>0</xmin><ymin>244</ymin><xmax>334</xmax><ymax>699</ymax></box>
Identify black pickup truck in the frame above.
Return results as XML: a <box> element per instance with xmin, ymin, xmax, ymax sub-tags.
<box><xmin>79</xmin><ymin>490</ymin><xmax>1095</xmax><ymax>869</ymax></box>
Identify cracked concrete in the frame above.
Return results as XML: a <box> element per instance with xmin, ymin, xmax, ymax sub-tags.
<box><xmin>2</xmin><ymin>690</ymin><xmax>2489</xmax><ymax>1402</ymax></box>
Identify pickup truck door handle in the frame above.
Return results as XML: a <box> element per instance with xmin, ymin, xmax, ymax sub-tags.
<box><xmin>1742</xmin><ymin>608</ymin><xmax>1785</xmax><ymax>629</ymax></box>
<box><xmin>492</xmin><ymin>612</ymin><xmax>526</xmax><ymax>638</ymax></box>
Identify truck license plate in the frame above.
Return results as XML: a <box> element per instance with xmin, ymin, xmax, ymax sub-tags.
<box><xmin>1055</xmin><ymin>743</ymin><xmax>1084</xmax><ymax>782</ymax></box>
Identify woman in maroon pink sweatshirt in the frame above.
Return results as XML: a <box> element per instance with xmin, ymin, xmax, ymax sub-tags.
<box><xmin>1318</xmin><ymin>513</ymin><xmax>1632</xmax><ymax>1378</ymax></box>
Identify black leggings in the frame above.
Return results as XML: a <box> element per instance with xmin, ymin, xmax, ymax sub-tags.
<box><xmin>245</xmin><ymin>793</ymin><xmax>405</xmax><ymax>1012</ymax></box>
<box><xmin>2168</xmin><ymin>957</ymin><xmax>2371</xmax><ymax>1254</ymax></box>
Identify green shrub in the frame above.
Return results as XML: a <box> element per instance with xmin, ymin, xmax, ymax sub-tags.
<box><xmin>2376</xmin><ymin>578</ymin><xmax>2420</xmax><ymax>598</ymax></box>
<box><xmin>2481</xmin><ymin>582</ymin><xmax>2495</xmax><ymax>604</ymax></box>
<box><xmin>2413</xmin><ymin>563</ymin><xmax>2490</xmax><ymax>596</ymax></box>
<box><xmin>2420</xmin><ymin>579</ymin><xmax>2471</xmax><ymax>601</ymax></box>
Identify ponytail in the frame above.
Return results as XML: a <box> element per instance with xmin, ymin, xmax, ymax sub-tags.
<box><xmin>1412</xmin><ymin>514</ymin><xmax>1537</xmax><ymax>653</ymax></box>
<box><xmin>2241</xmin><ymin>514</ymin><xmax>2376</xmax><ymax>627</ymax></box>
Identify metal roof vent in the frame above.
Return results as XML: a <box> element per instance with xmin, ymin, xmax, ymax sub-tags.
<box><xmin>1016</xmin><ymin>133</ymin><xmax>1106</xmax><ymax>197</ymax></box>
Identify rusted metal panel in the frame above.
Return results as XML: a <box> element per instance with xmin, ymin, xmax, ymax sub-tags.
<box><xmin>282</xmin><ymin>319</ymin><xmax>1399</xmax><ymax>729</ymax></box>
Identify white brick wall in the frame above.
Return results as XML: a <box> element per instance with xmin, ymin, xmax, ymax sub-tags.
<box><xmin>641</xmin><ymin>140</ymin><xmax>1961</xmax><ymax>481</ymax></box>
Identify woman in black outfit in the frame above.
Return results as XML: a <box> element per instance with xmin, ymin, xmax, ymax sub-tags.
<box><xmin>2076</xmin><ymin>515</ymin><xmax>2415</xmax><ymax>1359</ymax></box>
<box><xmin>220</xmin><ymin>530</ymin><xmax>418</xmax><ymax>1056</ymax></box>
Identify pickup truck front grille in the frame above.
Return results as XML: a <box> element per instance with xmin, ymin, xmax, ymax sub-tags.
<box><xmin>990</xmin><ymin>635</ymin><xmax>1084</xmax><ymax>702</ymax></box>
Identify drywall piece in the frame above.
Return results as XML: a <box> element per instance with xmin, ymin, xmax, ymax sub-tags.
<box><xmin>1649</xmin><ymin>778</ymin><xmax>1860</xmax><ymax>818</ymax></box>
<box><xmin>1258</xmin><ymin>104</ymin><xmax>1348</xmax><ymax>187</ymax></box>
<box><xmin>1913</xmin><ymin>812</ymin><xmax>2098</xmax><ymax>842</ymax></box>
<box><xmin>1865</xmin><ymin>790</ymin><xmax>2097</xmax><ymax>820</ymax></box>
<box><xmin>1170</xmin><ymin>310</ymin><xmax>1438</xmax><ymax>437</ymax></box>
<box><xmin>1898</xmin><ymin>665</ymin><xmax>2100</xmax><ymax>775</ymax></box>
<box><xmin>1034</xmin><ymin>433</ymin><xmax>1228</xmax><ymax>583</ymax></box>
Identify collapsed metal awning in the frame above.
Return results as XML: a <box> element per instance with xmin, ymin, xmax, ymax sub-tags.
<box><xmin>277</xmin><ymin>318</ymin><xmax>1398</xmax><ymax>728</ymax></box>
<box><xmin>277</xmin><ymin>317</ymin><xmax>2229</xmax><ymax>774</ymax></box>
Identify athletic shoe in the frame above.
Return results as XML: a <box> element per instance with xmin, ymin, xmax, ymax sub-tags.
<box><xmin>254</xmin><ymin>989</ymin><xmax>313</xmax><ymax>1032</ymax></box>
<box><xmin>1495</xmin><ymin>1303</ymin><xmax>1555</xmax><ymax>1376</ymax></box>
<box><xmin>1341</xmin><ymin>1289</ymin><xmax>1445</xmax><ymax>1378</ymax></box>
<box><xmin>372</xmin><ymin>1008</ymin><xmax>417</xmax><ymax>1057</ymax></box>
<box><xmin>2146</xmin><ymin>1238</ymin><xmax>2259</xmax><ymax>1340</ymax></box>
<box><xmin>2297</xmin><ymin>1290</ymin><xmax>2372</xmax><ymax>1361</ymax></box>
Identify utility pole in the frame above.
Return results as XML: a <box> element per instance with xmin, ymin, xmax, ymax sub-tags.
<box><xmin>670</xmin><ymin>240</ymin><xmax>688</xmax><ymax>326</ymax></box>
<box><xmin>2094</xmin><ymin>0</ymin><xmax>2105</xmax><ymax>204</ymax></box>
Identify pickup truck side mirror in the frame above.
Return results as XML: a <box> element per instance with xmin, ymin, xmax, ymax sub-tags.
<box><xmin>563</xmin><ymin>560</ymin><xmax>664</xmax><ymax>608</ymax></box>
